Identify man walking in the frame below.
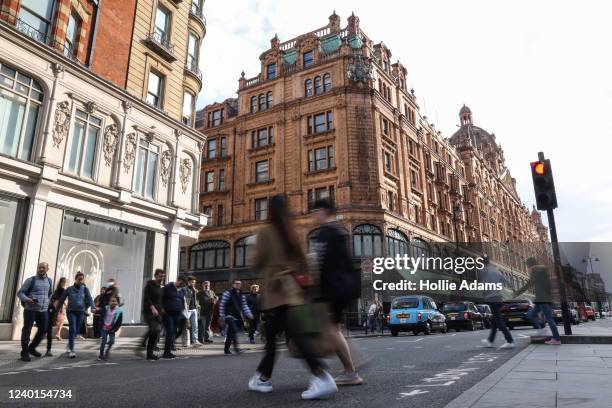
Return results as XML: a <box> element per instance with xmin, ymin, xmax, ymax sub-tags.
<box><xmin>17</xmin><ymin>262</ymin><xmax>53</xmax><ymax>362</ymax></box>
<box><xmin>142</xmin><ymin>269</ymin><xmax>165</xmax><ymax>360</ymax></box>
<box><xmin>182</xmin><ymin>276</ymin><xmax>201</xmax><ymax>347</ymax></box>
<box><xmin>219</xmin><ymin>279</ymin><xmax>253</xmax><ymax>355</ymax></box>
<box><xmin>311</xmin><ymin>199</ymin><xmax>363</xmax><ymax>386</ymax></box>
<box><xmin>197</xmin><ymin>281</ymin><xmax>217</xmax><ymax>343</ymax></box>
<box><xmin>479</xmin><ymin>255</ymin><xmax>515</xmax><ymax>349</ymax></box>
<box><xmin>162</xmin><ymin>276</ymin><xmax>187</xmax><ymax>359</ymax></box>
<box><xmin>246</xmin><ymin>285</ymin><xmax>261</xmax><ymax>344</ymax></box>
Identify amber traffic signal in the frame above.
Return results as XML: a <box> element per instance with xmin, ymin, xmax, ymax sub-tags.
<box><xmin>530</xmin><ymin>159</ymin><xmax>558</xmax><ymax>210</ymax></box>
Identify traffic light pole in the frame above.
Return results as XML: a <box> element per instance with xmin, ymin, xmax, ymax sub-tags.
<box><xmin>539</xmin><ymin>152</ymin><xmax>572</xmax><ymax>335</ymax></box>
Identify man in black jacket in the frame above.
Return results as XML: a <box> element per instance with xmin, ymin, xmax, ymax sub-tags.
<box><xmin>142</xmin><ymin>269</ymin><xmax>165</xmax><ymax>360</ymax></box>
<box><xmin>161</xmin><ymin>276</ymin><xmax>187</xmax><ymax>359</ymax></box>
<box><xmin>311</xmin><ymin>199</ymin><xmax>363</xmax><ymax>386</ymax></box>
<box><xmin>197</xmin><ymin>281</ymin><xmax>217</xmax><ymax>343</ymax></box>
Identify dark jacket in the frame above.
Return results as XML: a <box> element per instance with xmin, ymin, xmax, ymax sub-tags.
<box><xmin>57</xmin><ymin>284</ymin><xmax>95</xmax><ymax>312</ymax></box>
<box><xmin>162</xmin><ymin>283</ymin><xmax>185</xmax><ymax>315</ymax></box>
<box><xmin>197</xmin><ymin>289</ymin><xmax>217</xmax><ymax>316</ymax></box>
<box><xmin>246</xmin><ymin>293</ymin><xmax>260</xmax><ymax>316</ymax></box>
<box><xmin>183</xmin><ymin>286</ymin><xmax>198</xmax><ymax>311</ymax></box>
<box><xmin>313</xmin><ymin>222</ymin><xmax>360</xmax><ymax>301</ymax></box>
<box><xmin>219</xmin><ymin>289</ymin><xmax>253</xmax><ymax>320</ymax></box>
<box><xmin>99</xmin><ymin>286</ymin><xmax>120</xmax><ymax>308</ymax></box>
<box><xmin>143</xmin><ymin>280</ymin><xmax>163</xmax><ymax>316</ymax></box>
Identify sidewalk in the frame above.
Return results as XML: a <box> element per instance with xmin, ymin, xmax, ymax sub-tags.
<box><xmin>446</xmin><ymin>319</ymin><xmax>612</xmax><ymax>408</ymax></box>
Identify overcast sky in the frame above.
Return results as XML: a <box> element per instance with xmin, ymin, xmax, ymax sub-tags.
<box><xmin>198</xmin><ymin>0</ymin><xmax>612</xmax><ymax>242</ymax></box>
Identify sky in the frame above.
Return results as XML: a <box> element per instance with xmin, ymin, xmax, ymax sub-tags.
<box><xmin>197</xmin><ymin>0</ymin><xmax>612</xmax><ymax>242</ymax></box>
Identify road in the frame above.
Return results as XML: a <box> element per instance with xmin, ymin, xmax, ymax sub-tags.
<box><xmin>0</xmin><ymin>327</ymin><xmax>539</xmax><ymax>408</ymax></box>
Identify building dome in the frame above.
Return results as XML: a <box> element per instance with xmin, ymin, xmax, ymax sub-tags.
<box><xmin>459</xmin><ymin>104</ymin><xmax>471</xmax><ymax>115</ymax></box>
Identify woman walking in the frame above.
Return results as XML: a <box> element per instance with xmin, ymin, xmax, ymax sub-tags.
<box><xmin>45</xmin><ymin>277</ymin><xmax>67</xmax><ymax>356</ymax></box>
<box><xmin>247</xmin><ymin>194</ymin><xmax>337</xmax><ymax>400</ymax></box>
<box><xmin>56</xmin><ymin>272</ymin><xmax>96</xmax><ymax>358</ymax></box>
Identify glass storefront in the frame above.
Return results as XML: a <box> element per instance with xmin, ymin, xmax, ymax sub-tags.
<box><xmin>0</xmin><ymin>195</ymin><xmax>26</xmax><ymax>322</ymax></box>
<box><xmin>56</xmin><ymin>213</ymin><xmax>154</xmax><ymax>324</ymax></box>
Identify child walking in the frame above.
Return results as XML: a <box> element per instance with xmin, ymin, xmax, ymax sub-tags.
<box><xmin>99</xmin><ymin>296</ymin><xmax>122</xmax><ymax>361</ymax></box>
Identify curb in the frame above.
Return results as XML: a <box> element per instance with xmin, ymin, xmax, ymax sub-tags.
<box><xmin>444</xmin><ymin>344</ymin><xmax>536</xmax><ymax>408</ymax></box>
<box><xmin>530</xmin><ymin>335</ymin><xmax>612</xmax><ymax>345</ymax></box>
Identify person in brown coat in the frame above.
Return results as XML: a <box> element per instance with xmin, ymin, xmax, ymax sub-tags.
<box><xmin>247</xmin><ymin>194</ymin><xmax>337</xmax><ymax>400</ymax></box>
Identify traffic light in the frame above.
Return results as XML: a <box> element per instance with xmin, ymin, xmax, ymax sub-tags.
<box><xmin>530</xmin><ymin>159</ymin><xmax>558</xmax><ymax>210</ymax></box>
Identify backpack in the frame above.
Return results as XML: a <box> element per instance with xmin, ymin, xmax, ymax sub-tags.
<box><xmin>21</xmin><ymin>276</ymin><xmax>52</xmax><ymax>306</ymax></box>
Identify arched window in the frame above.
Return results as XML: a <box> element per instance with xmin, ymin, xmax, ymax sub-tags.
<box><xmin>411</xmin><ymin>238</ymin><xmax>430</xmax><ymax>259</ymax></box>
<box><xmin>250</xmin><ymin>96</ymin><xmax>257</xmax><ymax>113</ymax></box>
<box><xmin>353</xmin><ymin>224</ymin><xmax>382</xmax><ymax>257</ymax></box>
<box><xmin>323</xmin><ymin>73</ymin><xmax>331</xmax><ymax>92</ymax></box>
<box><xmin>304</xmin><ymin>79</ymin><xmax>313</xmax><ymax>97</ymax></box>
<box><xmin>307</xmin><ymin>228</ymin><xmax>321</xmax><ymax>251</ymax></box>
<box><xmin>0</xmin><ymin>62</ymin><xmax>43</xmax><ymax>161</ymax></box>
<box><xmin>386</xmin><ymin>229</ymin><xmax>408</xmax><ymax>258</ymax></box>
<box><xmin>314</xmin><ymin>76</ymin><xmax>322</xmax><ymax>95</ymax></box>
<box><xmin>258</xmin><ymin>94</ymin><xmax>265</xmax><ymax>111</ymax></box>
<box><xmin>234</xmin><ymin>235</ymin><xmax>256</xmax><ymax>267</ymax></box>
<box><xmin>266</xmin><ymin>91</ymin><xmax>273</xmax><ymax>109</ymax></box>
<box><xmin>189</xmin><ymin>240</ymin><xmax>229</xmax><ymax>270</ymax></box>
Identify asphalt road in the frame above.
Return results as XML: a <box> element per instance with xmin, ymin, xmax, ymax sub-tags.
<box><xmin>0</xmin><ymin>327</ymin><xmax>539</xmax><ymax>408</ymax></box>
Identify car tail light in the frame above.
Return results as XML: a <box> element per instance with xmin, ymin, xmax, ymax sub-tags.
<box><xmin>523</xmin><ymin>305</ymin><xmax>530</xmax><ymax>311</ymax></box>
<box><xmin>464</xmin><ymin>312</ymin><xmax>470</xmax><ymax>319</ymax></box>
<box><xmin>417</xmin><ymin>312</ymin><xmax>422</xmax><ymax>321</ymax></box>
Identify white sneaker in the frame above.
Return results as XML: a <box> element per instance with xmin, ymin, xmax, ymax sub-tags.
<box><xmin>192</xmin><ymin>341</ymin><xmax>203</xmax><ymax>347</ymax></box>
<box><xmin>481</xmin><ymin>339</ymin><xmax>494</xmax><ymax>348</ymax></box>
<box><xmin>248</xmin><ymin>372</ymin><xmax>273</xmax><ymax>393</ymax></box>
<box><xmin>68</xmin><ymin>351</ymin><xmax>76</xmax><ymax>358</ymax></box>
<box><xmin>499</xmin><ymin>342</ymin><xmax>515</xmax><ymax>349</ymax></box>
<box><xmin>301</xmin><ymin>371</ymin><xmax>338</xmax><ymax>400</ymax></box>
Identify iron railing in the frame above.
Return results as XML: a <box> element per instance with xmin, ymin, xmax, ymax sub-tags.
<box><xmin>184</xmin><ymin>60</ymin><xmax>203</xmax><ymax>83</ymax></box>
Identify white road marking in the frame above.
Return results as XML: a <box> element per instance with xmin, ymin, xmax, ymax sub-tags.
<box><xmin>398</xmin><ymin>389</ymin><xmax>430</xmax><ymax>398</ymax></box>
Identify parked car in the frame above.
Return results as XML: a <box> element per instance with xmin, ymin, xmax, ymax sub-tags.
<box><xmin>388</xmin><ymin>295</ymin><xmax>447</xmax><ymax>336</ymax></box>
<box><xmin>552</xmin><ymin>304</ymin><xmax>580</xmax><ymax>325</ymax></box>
<box><xmin>585</xmin><ymin>306</ymin><xmax>596</xmax><ymax>321</ymax></box>
<box><xmin>442</xmin><ymin>301</ymin><xmax>484</xmax><ymax>331</ymax></box>
<box><xmin>500</xmin><ymin>299</ymin><xmax>544</xmax><ymax>329</ymax></box>
<box><xmin>476</xmin><ymin>304</ymin><xmax>493</xmax><ymax>328</ymax></box>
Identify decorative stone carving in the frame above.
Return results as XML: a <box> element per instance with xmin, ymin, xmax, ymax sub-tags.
<box><xmin>121</xmin><ymin>100</ymin><xmax>132</xmax><ymax>113</ymax></box>
<box><xmin>346</xmin><ymin>54</ymin><xmax>372</xmax><ymax>85</ymax></box>
<box><xmin>123</xmin><ymin>132</ymin><xmax>137</xmax><ymax>173</ymax></box>
<box><xmin>84</xmin><ymin>101</ymin><xmax>97</xmax><ymax>113</ymax></box>
<box><xmin>52</xmin><ymin>101</ymin><xmax>71</xmax><ymax>148</ymax></box>
<box><xmin>179</xmin><ymin>158</ymin><xmax>192</xmax><ymax>193</ymax></box>
<box><xmin>160</xmin><ymin>150</ymin><xmax>173</xmax><ymax>187</ymax></box>
<box><xmin>102</xmin><ymin>124</ymin><xmax>120</xmax><ymax>166</ymax></box>
<box><xmin>51</xmin><ymin>63</ymin><xmax>64</xmax><ymax>76</ymax></box>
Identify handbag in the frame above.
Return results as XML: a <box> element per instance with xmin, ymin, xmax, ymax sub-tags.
<box><xmin>290</xmin><ymin>260</ymin><xmax>313</xmax><ymax>289</ymax></box>
<box><xmin>287</xmin><ymin>302</ymin><xmax>336</xmax><ymax>358</ymax></box>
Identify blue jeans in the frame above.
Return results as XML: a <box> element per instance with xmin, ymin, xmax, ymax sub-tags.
<box><xmin>99</xmin><ymin>329</ymin><xmax>115</xmax><ymax>356</ymax></box>
<box><xmin>163</xmin><ymin>314</ymin><xmax>180</xmax><ymax>353</ymax></box>
<box><xmin>368</xmin><ymin>315</ymin><xmax>377</xmax><ymax>333</ymax></box>
<box><xmin>186</xmin><ymin>309</ymin><xmax>198</xmax><ymax>343</ymax></box>
<box><xmin>67</xmin><ymin>311</ymin><xmax>85</xmax><ymax>351</ymax></box>
<box><xmin>224</xmin><ymin>316</ymin><xmax>240</xmax><ymax>352</ymax></box>
<box><xmin>21</xmin><ymin>310</ymin><xmax>49</xmax><ymax>354</ymax></box>
<box><xmin>528</xmin><ymin>303</ymin><xmax>560</xmax><ymax>340</ymax></box>
<box><xmin>488</xmin><ymin>303</ymin><xmax>514</xmax><ymax>344</ymax></box>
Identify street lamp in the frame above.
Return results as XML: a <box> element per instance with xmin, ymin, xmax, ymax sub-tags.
<box><xmin>582</xmin><ymin>256</ymin><xmax>602</xmax><ymax>318</ymax></box>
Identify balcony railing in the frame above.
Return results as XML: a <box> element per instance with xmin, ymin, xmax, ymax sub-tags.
<box><xmin>13</xmin><ymin>18</ymin><xmax>78</xmax><ymax>62</ymax></box>
<box><xmin>184</xmin><ymin>60</ymin><xmax>203</xmax><ymax>84</ymax></box>
<box><xmin>144</xmin><ymin>31</ymin><xmax>176</xmax><ymax>61</ymax></box>
<box><xmin>189</xmin><ymin>3</ymin><xmax>207</xmax><ymax>29</ymax></box>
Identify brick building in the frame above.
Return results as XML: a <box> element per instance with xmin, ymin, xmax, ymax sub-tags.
<box><xmin>0</xmin><ymin>0</ymin><xmax>206</xmax><ymax>338</ymax></box>
<box><xmin>192</xmin><ymin>12</ymin><xmax>546</xmax><ymax>304</ymax></box>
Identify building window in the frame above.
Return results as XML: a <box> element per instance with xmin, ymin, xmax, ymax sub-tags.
<box><xmin>411</xmin><ymin>238</ymin><xmax>430</xmax><ymax>259</ymax></box>
<box><xmin>323</xmin><ymin>73</ymin><xmax>331</xmax><ymax>91</ymax></box>
<box><xmin>305</xmin><ymin>79</ymin><xmax>313</xmax><ymax>97</ymax></box>
<box><xmin>146</xmin><ymin>71</ymin><xmax>163</xmax><ymax>108</ymax></box>
<box><xmin>202</xmin><ymin>205</ymin><xmax>212</xmax><ymax>218</ymax></box>
<box><xmin>182</xmin><ymin>91</ymin><xmax>194</xmax><ymax>125</ymax></box>
<box><xmin>414</xmin><ymin>205</ymin><xmax>420</xmax><ymax>223</ymax></box>
<box><xmin>217</xmin><ymin>204</ymin><xmax>224</xmax><ymax>226</ymax></box>
<box><xmin>314</xmin><ymin>76</ymin><xmax>322</xmax><ymax>95</ymax></box>
<box><xmin>258</xmin><ymin>94</ymin><xmax>266</xmax><ymax>111</ymax></box>
<box><xmin>0</xmin><ymin>63</ymin><xmax>43</xmax><ymax>161</ymax></box>
<box><xmin>64</xmin><ymin>11</ymin><xmax>80</xmax><ymax>58</ymax></box>
<box><xmin>382</xmin><ymin>118</ymin><xmax>389</xmax><ymax>135</ymax></box>
<box><xmin>303</xmin><ymin>50</ymin><xmax>314</xmax><ymax>68</ymax></box>
<box><xmin>219</xmin><ymin>136</ymin><xmax>227</xmax><ymax>157</ymax></box>
<box><xmin>255</xmin><ymin>160</ymin><xmax>269</xmax><ymax>182</ymax></box>
<box><xmin>255</xmin><ymin>198</ymin><xmax>268</xmax><ymax>220</ymax></box>
<box><xmin>206</xmin><ymin>139</ymin><xmax>216</xmax><ymax>159</ymax></box>
<box><xmin>266</xmin><ymin>91</ymin><xmax>273</xmax><ymax>109</ymax></box>
<box><xmin>267</xmin><ymin>63</ymin><xmax>276</xmax><ymax>80</ymax></box>
<box><xmin>410</xmin><ymin>169</ymin><xmax>417</xmax><ymax>188</ymax></box>
<box><xmin>154</xmin><ymin>6</ymin><xmax>171</xmax><ymax>43</ymax></box>
<box><xmin>386</xmin><ymin>229</ymin><xmax>408</xmax><ymax>258</ymax></box>
<box><xmin>218</xmin><ymin>168</ymin><xmax>225</xmax><ymax>190</ymax></box>
<box><xmin>18</xmin><ymin>0</ymin><xmax>55</xmax><ymax>38</ymax></box>
<box><xmin>211</xmin><ymin>109</ymin><xmax>222</xmax><ymax>127</ymax></box>
<box><xmin>67</xmin><ymin>109</ymin><xmax>101</xmax><ymax>179</ymax></box>
<box><xmin>250</xmin><ymin>96</ymin><xmax>257</xmax><ymax>113</ymax></box>
<box><xmin>252</xmin><ymin>127</ymin><xmax>273</xmax><ymax>148</ymax></box>
<box><xmin>387</xmin><ymin>191</ymin><xmax>394</xmax><ymax>211</ymax></box>
<box><xmin>409</xmin><ymin>140</ymin><xmax>415</xmax><ymax>156</ymax></box>
<box><xmin>186</xmin><ymin>32</ymin><xmax>198</xmax><ymax>69</ymax></box>
<box><xmin>190</xmin><ymin>240</ymin><xmax>230</xmax><ymax>270</ymax></box>
<box><xmin>234</xmin><ymin>236</ymin><xmax>255</xmax><ymax>267</ymax></box>
<box><xmin>384</xmin><ymin>152</ymin><xmax>391</xmax><ymax>173</ymax></box>
<box><xmin>204</xmin><ymin>171</ymin><xmax>214</xmax><ymax>192</ymax></box>
<box><xmin>133</xmin><ymin>138</ymin><xmax>159</xmax><ymax>199</ymax></box>
<box><xmin>353</xmin><ymin>224</ymin><xmax>382</xmax><ymax>257</ymax></box>
<box><xmin>430</xmin><ymin>215</ymin><xmax>436</xmax><ymax>232</ymax></box>
<box><xmin>308</xmin><ymin>146</ymin><xmax>334</xmax><ymax>171</ymax></box>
